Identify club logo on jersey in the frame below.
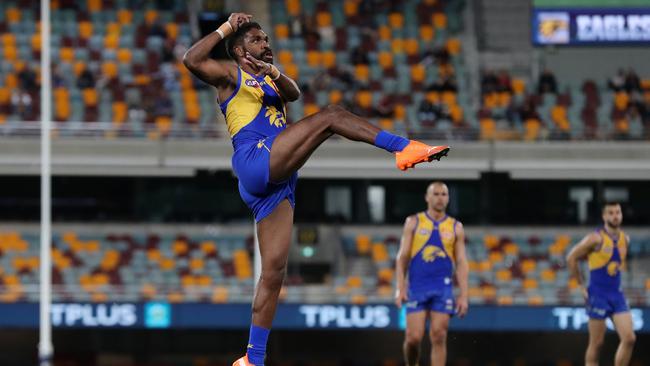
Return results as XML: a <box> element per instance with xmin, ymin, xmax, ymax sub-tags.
<box><xmin>245</xmin><ymin>79</ymin><xmax>261</xmax><ymax>88</ymax></box>
<box><xmin>607</xmin><ymin>261</ymin><xmax>620</xmax><ymax>276</ymax></box>
<box><xmin>602</xmin><ymin>245</ymin><xmax>613</xmax><ymax>254</ymax></box>
<box><xmin>265</xmin><ymin>105</ymin><xmax>286</xmax><ymax>128</ymax></box>
<box><xmin>422</xmin><ymin>245</ymin><xmax>446</xmax><ymax>263</ymax></box>
<box><xmin>418</xmin><ymin>229</ymin><xmax>430</xmax><ymax>236</ymax></box>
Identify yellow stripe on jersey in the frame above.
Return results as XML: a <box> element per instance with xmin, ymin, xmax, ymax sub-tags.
<box><xmin>588</xmin><ymin>229</ymin><xmax>627</xmax><ymax>270</ymax></box>
<box><xmin>410</xmin><ymin>213</ymin><xmax>432</xmax><ymax>258</ymax></box>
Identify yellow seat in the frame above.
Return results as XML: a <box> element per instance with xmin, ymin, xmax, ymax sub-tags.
<box><xmin>278</xmin><ymin>50</ymin><xmax>293</xmax><ymax>65</ymax></box>
<box><xmin>211</xmin><ymin>286</ymin><xmax>229</xmax><ymax>303</ymax></box>
<box><xmin>394</xmin><ymin>105</ymin><xmax>406</xmax><ymax>120</ymax></box>
<box><xmin>551</xmin><ymin>105</ymin><xmax>570</xmax><ymax>131</ymax></box>
<box><xmin>433</xmin><ymin>13</ymin><xmax>447</xmax><ymax>29</ymax></box>
<box><xmin>286</xmin><ymin>0</ymin><xmax>301</xmax><ymax>16</ymax></box>
<box><xmin>419</xmin><ymin>25</ymin><xmax>435</xmax><ymax>41</ymax></box>
<box><xmin>87</xmin><ymin>0</ymin><xmax>102</xmax><ymax>12</ymax></box>
<box><xmin>354</xmin><ymin>64</ymin><xmax>369</xmax><ymax>81</ymax></box>
<box><xmin>512</xmin><ymin>78</ymin><xmax>526</xmax><ymax>94</ymax></box>
<box><xmin>497</xmin><ymin>295</ymin><xmax>513</xmax><ymax>305</ymax></box>
<box><xmin>404</xmin><ymin>39</ymin><xmax>419</xmax><ymax>56</ymax></box>
<box><xmin>117</xmin><ymin>48</ymin><xmax>132</xmax><ymax>63</ymax></box>
<box><xmin>104</xmin><ymin>34</ymin><xmax>119</xmax><ymax>49</ymax></box>
<box><xmin>82</xmin><ymin>88</ymin><xmax>98</xmax><ymax>107</ymax></box>
<box><xmin>523</xmin><ymin>278</ymin><xmax>538</xmax><ymax>290</ymax></box>
<box><xmin>284</xmin><ymin>63</ymin><xmax>299</xmax><ymax>80</ymax></box>
<box><xmin>378</xmin><ymin>52</ymin><xmax>393</xmax><ymax>69</ymax></box>
<box><xmin>442</xmin><ymin>91</ymin><xmax>457</xmax><ymax>105</ymax></box>
<box><xmin>495</xmin><ymin>269</ymin><xmax>511</xmax><ymax>282</ymax></box>
<box><xmin>378</xmin><ymin>268</ymin><xmax>394</xmax><ymax>283</ymax></box>
<box><xmin>322</xmin><ymin>51</ymin><xmax>336</xmax><ymax>68</ymax></box>
<box><xmin>343</xmin><ymin>0</ymin><xmax>359</xmax><ymax>16</ymax></box>
<box><xmin>165</xmin><ymin>23</ymin><xmax>179</xmax><ymax>39</ymax></box>
<box><xmin>356</xmin><ymin>234</ymin><xmax>371</xmax><ymax>254</ymax></box>
<box><xmin>541</xmin><ymin>269</ymin><xmax>557</xmax><ymax>283</ymax></box>
<box><xmin>275</xmin><ymin>24</ymin><xmax>289</xmax><ymax>40</ymax></box>
<box><xmin>306</xmin><ymin>51</ymin><xmax>322</xmax><ymax>67</ymax></box>
<box><xmin>346</xmin><ymin>276</ymin><xmax>362</xmax><ymax>288</ymax></box>
<box><xmin>101</xmin><ymin>62</ymin><xmax>118</xmax><ymax>78</ymax></box>
<box><xmin>528</xmin><ymin>295</ymin><xmax>544</xmax><ymax>306</ymax></box>
<box><xmin>614</xmin><ymin>92</ymin><xmax>629</xmax><ymax>109</ymax></box>
<box><xmin>316</xmin><ymin>12</ymin><xmax>332</xmax><ymax>27</ymax></box>
<box><xmin>356</xmin><ymin>90</ymin><xmax>372</xmax><ymax>108</ymax></box>
<box><xmin>303</xmin><ymin>103</ymin><xmax>320</xmax><ymax>117</ymax></box>
<box><xmin>329</xmin><ymin>90</ymin><xmax>343</xmax><ymax>104</ymax></box>
<box><xmin>31</xmin><ymin>34</ymin><xmax>41</xmax><ymax>51</ymax></box>
<box><xmin>410</xmin><ymin>65</ymin><xmax>425</xmax><ymax>83</ymax></box>
<box><xmin>112</xmin><ymin>102</ymin><xmax>127</xmax><ymax>124</ymax></box>
<box><xmin>450</xmin><ymin>104</ymin><xmax>463</xmax><ymax>123</ymax></box>
<box><xmin>189</xmin><ymin>258</ymin><xmax>204</xmax><ymax>271</ymax></box>
<box><xmin>446</xmin><ymin>38</ymin><xmax>461</xmax><ymax>55</ymax></box>
<box><xmin>145</xmin><ymin>10</ymin><xmax>158</xmax><ymax>25</ymax></box>
<box><xmin>117</xmin><ymin>9</ymin><xmax>132</xmax><ymax>24</ymax></box>
<box><xmin>6</xmin><ymin>8</ymin><xmax>21</xmax><ymax>23</ymax></box>
<box><xmin>524</xmin><ymin>118</ymin><xmax>541</xmax><ymax>141</ymax></box>
<box><xmin>59</xmin><ymin>47</ymin><xmax>74</xmax><ymax>62</ymax></box>
<box><xmin>378</xmin><ymin>25</ymin><xmax>391</xmax><ymax>41</ymax></box>
<box><xmin>388</xmin><ymin>13</ymin><xmax>404</xmax><ymax>29</ymax></box>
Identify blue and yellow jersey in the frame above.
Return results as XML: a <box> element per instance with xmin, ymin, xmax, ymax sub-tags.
<box><xmin>408</xmin><ymin>212</ymin><xmax>459</xmax><ymax>296</ymax></box>
<box><xmin>219</xmin><ymin>67</ymin><xmax>287</xmax><ymax>147</ymax></box>
<box><xmin>588</xmin><ymin>228</ymin><xmax>628</xmax><ymax>293</ymax></box>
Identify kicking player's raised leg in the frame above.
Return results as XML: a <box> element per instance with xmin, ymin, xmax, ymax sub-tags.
<box><xmin>269</xmin><ymin>105</ymin><xmax>450</xmax><ymax>182</ymax></box>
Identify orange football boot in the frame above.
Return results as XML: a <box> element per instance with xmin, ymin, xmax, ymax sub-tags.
<box><xmin>232</xmin><ymin>355</ymin><xmax>255</xmax><ymax>366</ymax></box>
<box><xmin>395</xmin><ymin>141</ymin><xmax>450</xmax><ymax>171</ymax></box>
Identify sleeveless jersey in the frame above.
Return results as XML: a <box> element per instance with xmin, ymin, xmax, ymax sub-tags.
<box><xmin>219</xmin><ymin>67</ymin><xmax>287</xmax><ymax>148</ymax></box>
<box><xmin>408</xmin><ymin>212</ymin><xmax>459</xmax><ymax>295</ymax></box>
<box><xmin>588</xmin><ymin>228</ymin><xmax>627</xmax><ymax>293</ymax></box>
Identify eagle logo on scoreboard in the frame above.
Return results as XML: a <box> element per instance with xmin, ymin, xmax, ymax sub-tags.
<box><xmin>536</xmin><ymin>12</ymin><xmax>570</xmax><ymax>44</ymax></box>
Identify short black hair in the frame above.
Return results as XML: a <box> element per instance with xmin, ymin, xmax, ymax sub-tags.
<box><xmin>226</xmin><ymin>22</ymin><xmax>262</xmax><ymax>60</ymax></box>
<box><xmin>602</xmin><ymin>201</ymin><xmax>621</xmax><ymax>212</ymax></box>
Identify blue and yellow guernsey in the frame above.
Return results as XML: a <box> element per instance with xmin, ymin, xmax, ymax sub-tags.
<box><xmin>408</xmin><ymin>212</ymin><xmax>459</xmax><ymax>297</ymax></box>
<box><xmin>219</xmin><ymin>67</ymin><xmax>287</xmax><ymax>148</ymax></box>
<box><xmin>588</xmin><ymin>228</ymin><xmax>628</xmax><ymax>293</ymax></box>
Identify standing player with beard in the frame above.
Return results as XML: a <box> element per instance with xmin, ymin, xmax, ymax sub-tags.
<box><xmin>566</xmin><ymin>202</ymin><xmax>636</xmax><ymax>366</ymax></box>
<box><xmin>395</xmin><ymin>181</ymin><xmax>469</xmax><ymax>366</ymax></box>
<box><xmin>183</xmin><ymin>13</ymin><xmax>450</xmax><ymax>366</ymax></box>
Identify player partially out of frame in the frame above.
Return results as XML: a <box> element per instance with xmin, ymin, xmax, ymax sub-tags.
<box><xmin>566</xmin><ymin>202</ymin><xmax>636</xmax><ymax>366</ymax></box>
<box><xmin>395</xmin><ymin>182</ymin><xmax>469</xmax><ymax>366</ymax></box>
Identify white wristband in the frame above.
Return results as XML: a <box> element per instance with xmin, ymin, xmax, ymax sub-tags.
<box><xmin>215</xmin><ymin>29</ymin><xmax>225</xmax><ymax>38</ymax></box>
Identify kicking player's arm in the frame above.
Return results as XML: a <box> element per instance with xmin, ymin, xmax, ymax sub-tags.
<box><xmin>453</xmin><ymin>221</ymin><xmax>469</xmax><ymax>317</ymax></box>
<box><xmin>566</xmin><ymin>232</ymin><xmax>600</xmax><ymax>299</ymax></box>
<box><xmin>242</xmin><ymin>53</ymin><xmax>301</xmax><ymax>102</ymax></box>
<box><xmin>395</xmin><ymin>215</ymin><xmax>417</xmax><ymax>308</ymax></box>
<box><xmin>183</xmin><ymin>13</ymin><xmax>251</xmax><ymax>88</ymax></box>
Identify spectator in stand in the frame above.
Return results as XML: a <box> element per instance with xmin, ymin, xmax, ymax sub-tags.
<box><xmin>608</xmin><ymin>69</ymin><xmax>625</xmax><ymax>92</ymax></box>
<box><xmin>77</xmin><ymin>69</ymin><xmax>95</xmax><ymax>89</ymax></box>
<box><xmin>350</xmin><ymin>45</ymin><xmax>370</xmax><ymax>65</ymax></box>
<box><xmin>375</xmin><ymin>94</ymin><xmax>396</xmax><ymax>118</ymax></box>
<box><xmin>11</xmin><ymin>89</ymin><xmax>33</xmax><ymax>120</ymax></box>
<box><xmin>427</xmin><ymin>75</ymin><xmax>457</xmax><ymax>93</ymax></box>
<box><xmin>538</xmin><ymin>69</ymin><xmax>558</xmax><ymax>94</ymax></box>
<box><xmin>148</xmin><ymin>20</ymin><xmax>168</xmax><ymax>38</ymax></box>
<box><xmin>496</xmin><ymin>69</ymin><xmax>512</xmax><ymax>92</ymax></box>
<box><xmin>18</xmin><ymin>65</ymin><xmax>37</xmax><ymax>92</ymax></box>
<box><xmin>624</xmin><ymin>68</ymin><xmax>641</xmax><ymax>93</ymax></box>
<box><xmin>52</xmin><ymin>65</ymin><xmax>67</xmax><ymax>88</ymax></box>
<box><xmin>481</xmin><ymin>70</ymin><xmax>498</xmax><ymax>94</ymax></box>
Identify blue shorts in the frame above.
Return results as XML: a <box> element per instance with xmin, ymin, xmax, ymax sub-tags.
<box><xmin>232</xmin><ymin>135</ymin><xmax>298</xmax><ymax>222</ymax></box>
<box><xmin>405</xmin><ymin>287</ymin><xmax>455</xmax><ymax>315</ymax></box>
<box><xmin>586</xmin><ymin>288</ymin><xmax>629</xmax><ymax>319</ymax></box>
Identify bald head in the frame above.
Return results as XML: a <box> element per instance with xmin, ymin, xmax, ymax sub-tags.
<box><xmin>425</xmin><ymin>181</ymin><xmax>449</xmax><ymax>213</ymax></box>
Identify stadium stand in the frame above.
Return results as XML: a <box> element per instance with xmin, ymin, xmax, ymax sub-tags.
<box><xmin>1</xmin><ymin>229</ymin><xmax>649</xmax><ymax>306</ymax></box>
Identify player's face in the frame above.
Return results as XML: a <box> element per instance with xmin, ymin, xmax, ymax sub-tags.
<box><xmin>602</xmin><ymin>204</ymin><xmax>623</xmax><ymax>228</ymax></box>
<box><xmin>243</xmin><ymin>28</ymin><xmax>273</xmax><ymax>63</ymax></box>
<box><xmin>425</xmin><ymin>184</ymin><xmax>449</xmax><ymax>212</ymax></box>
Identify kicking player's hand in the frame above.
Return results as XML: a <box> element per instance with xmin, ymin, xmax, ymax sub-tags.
<box><xmin>227</xmin><ymin>12</ymin><xmax>252</xmax><ymax>31</ymax></box>
<box><xmin>455</xmin><ymin>295</ymin><xmax>468</xmax><ymax>318</ymax></box>
<box><xmin>394</xmin><ymin>287</ymin><xmax>407</xmax><ymax>308</ymax></box>
<box><xmin>243</xmin><ymin>52</ymin><xmax>277</xmax><ymax>78</ymax></box>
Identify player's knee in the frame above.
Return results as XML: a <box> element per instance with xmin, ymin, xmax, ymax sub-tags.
<box><xmin>322</xmin><ymin>104</ymin><xmax>345</xmax><ymax>116</ymax></box>
<box><xmin>589</xmin><ymin>337</ymin><xmax>604</xmax><ymax>350</ymax></box>
<box><xmin>430</xmin><ymin>328</ymin><xmax>447</xmax><ymax>345</ymax></box>
<box><xmin>620</xmin><ymin>332</ymin><xmax>636</xmax><ymax>347</ymax></box>
<box><xmin>261</xmin><ymin>265</ymin><xmax>287</xmax><ymax>290</ymax></box>
<box><xmin>404</xmin><ymin>330</ymin><xmax>423</xmax><ymax>348</ymax></box>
